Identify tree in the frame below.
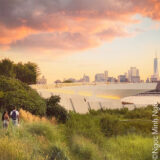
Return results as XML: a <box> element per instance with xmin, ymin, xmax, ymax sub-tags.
<box><xmin>15</xmin><ymin>62</ymin><xmax>40</xmax><ymax>84</ymax></box>
<box><xmin>0</xmin><ymin>58</ymin><xmax>40</xmax><ymax>85</ymax></box>
<box><xmin>0</xmin><ymin>76</ymin><xmax>46</xmax><ymax>115</ymax></box>
<box><xmin>46</xmin><ymin>96</ymin><xmax>68</xmax><ymax>123</ymax></box>
<box><xmin>0</xmin><ymin>59</ymin><xmax>15</xmax><ymax>77</ymax></box>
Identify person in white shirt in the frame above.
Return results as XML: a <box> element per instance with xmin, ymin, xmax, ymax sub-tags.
<box><xmin>10</xmin><ymin>107</ymin><xmax>19</xmax><ymax>126</ymax></box>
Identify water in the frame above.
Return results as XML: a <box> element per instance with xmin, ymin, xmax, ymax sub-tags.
<box><xmin>35</xmin><ymin>83</ymin><xmax>156</xmax><ymax>113</ymax></box>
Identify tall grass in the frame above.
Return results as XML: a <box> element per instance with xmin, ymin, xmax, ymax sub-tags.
<box><xmin>0</xmin><ymin>106</ymin><xmax>156</xmax><ymax>160</ymax></box>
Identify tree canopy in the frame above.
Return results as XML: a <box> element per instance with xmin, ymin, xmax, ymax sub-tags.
<box><xmin>0</xmin><ymin>76</ymin><xmax>46</xmax><ymax>115</ymax></box>
<box><xmin>0</xmin><ymin>59</ymin><xmax>40</xmax><ymax>84</ymax></box>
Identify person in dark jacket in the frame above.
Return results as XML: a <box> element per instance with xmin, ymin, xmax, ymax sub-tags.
<box><xmin>2</xmin><ymin>111</ymin><xmax>9</xmax><ymax>129</ymax></box>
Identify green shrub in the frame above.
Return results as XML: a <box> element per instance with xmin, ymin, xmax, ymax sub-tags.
<box><xmin>46</xmin><ymin>96</ymin><xmax>68</xmax><ymax>123</ymax></box>
<box><xmin>100</xmin><ymin>114</ymin><xmax>124</xmax><ymax>136</ymax></box>
<box><xmin>0</xmin><ymin>76</ymin><xmax>46</xmax><ymax>115</ymax></box>
<box><xmin>105</xmin><ymin>135</ymin><xmax>153</xmax><ymax>160</ymax></box>
<box><xmin>27</xmin><ymin>122</ymin><xmax>55</xmax><ymax>141</ymax></box>
<box><xmin>69</xmin><ymin>135</ymin><xmax>104</xmax><ymax>160</ymax></box>
<box><xmin>65</xmin><ymin>112</ymin><xmax>105</xmax><ymax>146</ymax></box>
<box><xmin>48</xmin><ymin>146</ymin><xmax>69</xmax><ymax>160</ymax></box>
<box><xmin>90</xmin><ymin>107</ymin><xmax>129</xmax><ymax>116</ymax></box>
<box><xmin>100</xmin><ymin>115</ymin><xmax>152</xmax><ymax>136</ymax></box>
<box><xmin>124</xmin><ymin>106</ymin><xmax>153</xmax><ymax>119</ymax></box>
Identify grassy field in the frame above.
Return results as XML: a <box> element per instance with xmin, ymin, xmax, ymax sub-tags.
<box><xmin>0</xmin><ymin>106</ymin><xmax>158</xmax><ymax>160</ymax></box>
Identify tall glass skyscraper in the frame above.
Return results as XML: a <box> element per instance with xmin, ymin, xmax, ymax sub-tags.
<box><xmin>154</xmin><ymin>55</ymin><xmax>158</xmax><ymax>76</ymax></box>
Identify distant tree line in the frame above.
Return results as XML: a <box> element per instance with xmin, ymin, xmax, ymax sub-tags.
<box><xmin>0</xmin><ymin>59</ymin><xmax>40</xmax><ymax>84</ymax></box>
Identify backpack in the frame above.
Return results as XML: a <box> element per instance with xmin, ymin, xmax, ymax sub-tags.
<box><xmin>11</xmin><ymin>111</ymin><xmax>17</xmax><ymax>120</ymax></box>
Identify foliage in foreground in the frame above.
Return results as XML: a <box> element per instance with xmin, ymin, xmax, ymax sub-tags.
<box><xmin>0</xmin><ymin>105</ymin><xmax>158</xmax><ymax>160</ymax></box>
<box><xmin>0</xmin><ymin>76</ymin><xmax>46</xmax><ymax>115</ymax></box>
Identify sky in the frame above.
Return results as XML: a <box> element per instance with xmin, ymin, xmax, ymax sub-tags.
<box><xmin>0</xmin><ymin>0</ymin><xmax>160</xmax><ymax>83</ymax></box>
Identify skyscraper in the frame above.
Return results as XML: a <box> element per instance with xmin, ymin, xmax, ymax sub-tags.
<box><xmin>154</xmin><ymin>54</ymin><xmax>158</xmax><ymax>77</ymax></box>
<box><xmin>150</xmin><ymin>53</ymin><xmax>159</xmax><ymax>82</ymax></box>
<box><xmin>104</xmin><ymin>70</ymin><xmax>108</xmax><ymax>81</ymax></box>
<box><xmin>128</xmin><ymin>67</ymin><xmax>140</xmax><ymax>83</ymax></box>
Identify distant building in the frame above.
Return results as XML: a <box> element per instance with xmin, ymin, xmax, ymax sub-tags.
<box><xmin>146</xmin><ymin>78</ymin><xmax>150</xmax><ymax>83</ymax></box>
<box><xmin>154</xmin><ymin>55</ymin><xmax>159</xmax><ymax>77</ymax></box>
<box><xmin>151</xmin><ymin>54</ymin><xmax>159</xmax><ymax>82</ymax></box>
<box><xmin>150</xmin><ymin>75</ymin><xmax>158</xmax><ymax>82</ymax></box>
<box><xmin>118</xmin><ymin>75</ymin><xmax>128</xmax><ymax>82</ymax></box>
<box><xmin>82</xmin><ymin>74</ymin><xmax>90</xmax><ymax>82</ymax></box>
<box><xmin>37</xmin><ymin>76</ymin><xmax>47</xmax><ymax>84</ymax></box>
<box><xmin>128</xmin><ymin>67</ymin><xmax>140</xmax><ymax>83</ymax></box>
<box><xmin>104</xmin><ymin>71</ymin><xmax>108</xmax><ymax>81</ymax></box>
<box><xmin>78</xmin><ymin>74</ymin><xmax>90</xmax><ymax>82</ymax></box>
<box><xmin>107</xmin><ymin>77</ymin><xmax>117</xmax><ymax>82</ymax></box>
<box><xmin>95</xmin><ymin>73</ymin><xmax>105</xmax><ymax>82</ymax></box>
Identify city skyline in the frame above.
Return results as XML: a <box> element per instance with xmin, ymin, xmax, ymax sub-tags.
<box><xmin>0</xmin><ymin>0</ymin><xmax>160</xmax><ymax>83</ymax></box>
<box><xmin>51</xmin><ymin>55</ymin><xmax>158</xmax><ymax>83</ymax></box>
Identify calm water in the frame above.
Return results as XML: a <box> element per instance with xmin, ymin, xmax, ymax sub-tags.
<box><xmin>37</xmin><ymin>84</ymin><xmax>156</xmax><ymax>113</ymax></box>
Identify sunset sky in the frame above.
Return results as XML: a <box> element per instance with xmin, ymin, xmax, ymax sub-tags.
<box><xmin>0</xmin><ymin>0</ymin><xmax>160</xmax><ymax>83</ymax></box>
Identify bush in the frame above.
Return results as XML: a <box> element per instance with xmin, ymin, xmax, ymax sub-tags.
<box><xmin>0</xmin><ymin>76</ymin><xmax>46</xmax><ymax>115</ymax></box>
<box><xmin>89</xmin><ymin>107</ymin><xmax>129</xmax><ymax>116</ymax></box>
<box><xmin>69</xmin><ymin>135</ymin><xmax>104</xmax><ymax>160</ymax></box>
<box><xmin>124</xmin><ymin>106</ymin><xmax>153</xmax><ymax>119</ymax></box>
<box><xmin>100</xmin><ymin>114</ymin><xmax>124</xmax><ymax>136</ymax></box>
<box><xmin>46</xmin><ymin>96</ymin><xmax>68</xmax><ymax>123</ymax></box>
<box><xmin>65</xmin><ymin>112</ymin><xmax>105</xmax><ymax>146</ymax></box>
<box><xmin>48</xmin><ymin>146</ymin><xmax>69</xmax><ymax>160</ymax></box>
<box><xmin>100</xmin><ymin>114</ymin><xmax>153</xmax><ymax>136</ymax></box>
<box><xmin>27</xmin><ymin>122</ymin><xmax>55</xmax><ymax>141</ymax></box>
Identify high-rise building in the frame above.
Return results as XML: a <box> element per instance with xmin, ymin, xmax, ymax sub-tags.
<box><xmin>104</xmin><ymin>71</ymin><xmax>108</xmax><ymax>81</ymax></box>
<box><xmin>95</xmin><ymin>73</ymin><xmax>105</xmax><ymax>82</ymax></box>
<box><xmin>154</xmin><ymin>54</ymin><xmax>159</xmax><ymax>78</ymax></box>
<box><xmin>150</xmin><ymin>54</ymin><xmax>159</xmax><ymax>82</ymax></box>
<box><xmin>128</xmin><ymin>67</ymin><xmax>140</xmax><ymax>83</ymax></box>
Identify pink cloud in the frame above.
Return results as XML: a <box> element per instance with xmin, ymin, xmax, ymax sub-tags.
<box><xmin>0</xmin><ymin>0</ymin><xmax>159</xmax><ymax>53</ymax></box>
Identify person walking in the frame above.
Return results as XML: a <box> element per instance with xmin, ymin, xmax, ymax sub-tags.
<box><xmin>2</xmin><ymin>111</ymin><xmax>9</xmax><ymax>129</ymax></box>
<box><xmin>10</xmin><ymin>107</ymin><xmax>19</xmax><ymax>126</ymax></box>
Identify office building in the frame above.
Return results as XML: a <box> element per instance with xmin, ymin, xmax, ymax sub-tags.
<box><xmin>107</xmin><ymin>77</ymin><xmax>117</xmax><ymax>82</ymax></box>
<box><xmin>95</xmin><ymin>73</ymin><xmax>105</xmax><ymax>82</ymax></box>
<box><xmin>150</xmin><ymin>54</ymin><xmax>159</xmax><ymax>82</ymax></box>
<box><xmin>104</xmin><ymin>70</ymin><xmax>108</xmax><ymax>81</ymax></box>
<box><xmin>128</xmin><ymin>67</ymin><xmax>140</xmax><ymax>83</ymax></box>
<box><xmin>154</xmin><ymin>55</ymin><xmax>158</xmax><ymax>77</ymax></box>
<box><xmin>118</xmin><ymin>75</ymin><xmax>128</xmax><ymax>82</ymax></box>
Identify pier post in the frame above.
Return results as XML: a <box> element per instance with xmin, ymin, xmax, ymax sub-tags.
<box><xmin>99</xmin><ymin>102</ymin><xmax>103</xmax><ymax>110</ymax></box>
<box><xmin>87</xmin><ymin>102</ymin><xmax>91</xmax><ymax>111</ymax></box>
<box><xmin>69</xmin><ymin>98</ymin><xmax>76</xmax><ymax>112</ymax></box>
